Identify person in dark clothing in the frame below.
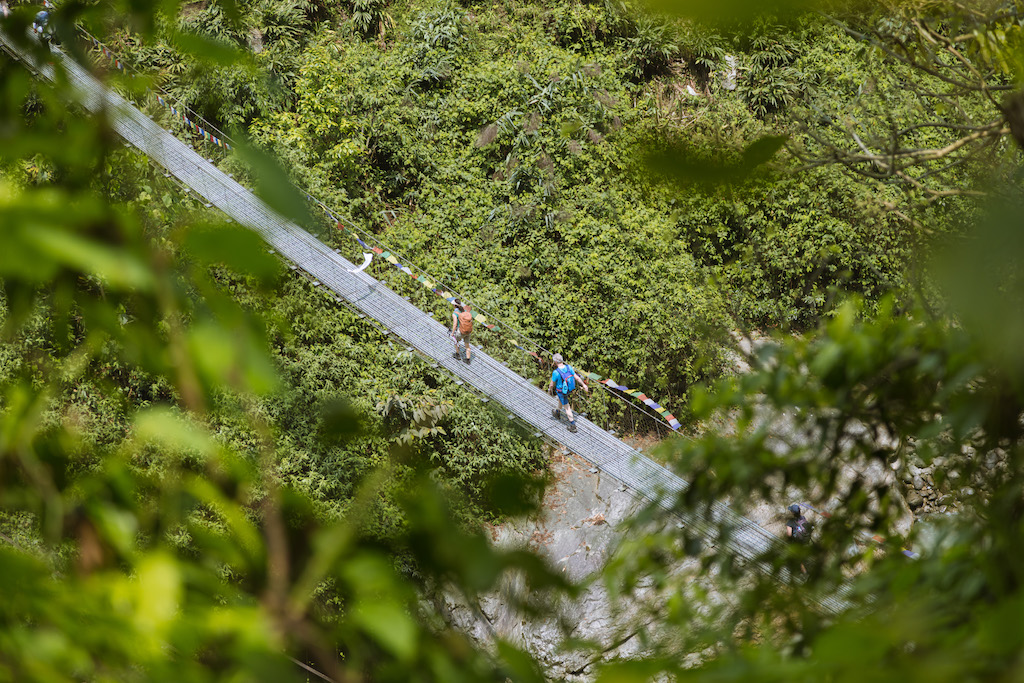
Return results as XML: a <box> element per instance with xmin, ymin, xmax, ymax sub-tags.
<box><xmin>785</xmin><ymin>504</ymin><xmax>811</xmax><ymax>574</ymax></box>
<box><xmin>785</xmin><ymin>504</ymin><xmax>810</xmax><ymax>542</ymax></box>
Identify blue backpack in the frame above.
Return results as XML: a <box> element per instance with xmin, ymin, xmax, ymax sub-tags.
<box><xmin>555</xmin><ymin>366</ymin><xmax>576</xmax><ymax>394</ymax></box>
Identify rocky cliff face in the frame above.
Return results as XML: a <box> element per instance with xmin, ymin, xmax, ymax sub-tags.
<box><xmin>443</xmin><ymin>451</ymin><xmax>729</xmax><ymax>680</ymax></box>
<box><xmin>443</xmin><ymin>453</ymin><xmax>655</xmax><ymax>679</ymax></box>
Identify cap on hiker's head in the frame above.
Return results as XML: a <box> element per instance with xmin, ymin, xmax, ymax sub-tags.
<box><xmin>553</xmin><ymin>353</ymin><xmax>563</xmax><ymax>364</ymax></box>
<box><xmin>788</xmin><ymin>504</ymin><xmax>801</xmax><ymax>515</ymax></box>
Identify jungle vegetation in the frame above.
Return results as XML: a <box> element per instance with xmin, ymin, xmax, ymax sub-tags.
<box><xmin>0</xmin><ymin>0</ymin><xmax>1023</xmax><ymax>680</ymax></box>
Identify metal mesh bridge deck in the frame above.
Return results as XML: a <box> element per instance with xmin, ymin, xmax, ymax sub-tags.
<box><xmin>1</xmin><ymin>31</ymin><xmax>852</xmax><ymax>615</ymax></box>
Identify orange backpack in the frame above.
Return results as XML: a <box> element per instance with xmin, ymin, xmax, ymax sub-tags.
<box><xmin>458</xmin><ymin>310</ymin><xmax>474</xmax><ymax>334</ymax></box>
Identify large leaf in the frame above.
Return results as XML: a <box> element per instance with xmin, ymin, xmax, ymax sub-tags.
<box><xmin>231</xmin><ymin>140</ymin><xmax>316</xmax><ymax>232</ymax></box>
<box><xmin>647</xmin><ymin>135</ymin><xmax>788</xmax><ymax>187</ymax></box>
<box><xmin>641</xmin><ymin>0</ymin><xmax>823</xmax><ymax>25</ymax></box>
<box><xmin>182</xmin><ymin>221</ymin><xmax>280</xmax><ymax>282</ymax></box>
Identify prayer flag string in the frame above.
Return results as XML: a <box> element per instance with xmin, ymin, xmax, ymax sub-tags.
<box><xmin>89</xmin><ymin>35</ymin><xmax>232</xmax><ymax>150</ymax></box>
<box><xmin>339</xmin><ymin>223</ymin><xmax>681</xmax><ymax>430</ymax></box>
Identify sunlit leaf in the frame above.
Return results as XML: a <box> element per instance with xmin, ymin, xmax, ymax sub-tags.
<box><xmin>170</xmin><ymin>31</ymin><xmax>245</xmax><ymax>67</ymax></box>
<box><xmin>132</xmin><ymin>553</ymin><xmax>182</xmax><ymax>645</ymax></box>
<box><xmin>26</xmin><ymin>227</ymin><xmax>154</xmax><ymax>291</ymax></box>
<box><xmin>182</xmin><ymin>221</ymin><xmax>280</xmax><ymax>281</ymax></box>
<box><xmin>646</xmin><ymin>135</ymin><xmax>787</xmax><ymax>187</ymax></box>
<box><xmin>133</xmin><ymin>407</ymin><xmax>217</xmax><ymax>456</ymax></box>
<box><xmin>641</xmin><ymin>0</ymin><xmax>823</xmax><ymax>26</ymax></box>
<box><xmin>187</xmin><ymin>319</ymin><xmax>279</xmax><ymax>396</ymax></box>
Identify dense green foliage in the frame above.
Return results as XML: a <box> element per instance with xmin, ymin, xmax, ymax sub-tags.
<box><xmin>2</xmin><ymin>0</ymin><xmax>1024</xmax><ymax>681</ymax></box>
<box><xmin>98</xmin><ymin>0</ymin><xmax>970</xmax><ymax>403</ymax></box>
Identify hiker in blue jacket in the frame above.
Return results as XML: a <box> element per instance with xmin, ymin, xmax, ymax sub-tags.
<box><xmin>33</xmin><ymin>9</ymin><xmax>49</xmax><ymax>32</ymax></box>
<box><xmin>33</xmin><ymin>4</ymin><xmax>55</xmax><ymax>45</ymax></box>
<box><xmin>548</xmin><ymin>353</ymin><xmax>589</xmax><ymax>433</ymax></box>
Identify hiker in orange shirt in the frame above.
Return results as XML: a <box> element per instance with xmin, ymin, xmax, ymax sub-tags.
<box><xmin>451</xmin><ymin>300</ymin><xmax>474</xmax><ymax>364</ymax></box>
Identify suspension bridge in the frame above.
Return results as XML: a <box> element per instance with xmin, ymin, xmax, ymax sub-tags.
<box><xmin>0</xmin><ymin>28</ymin><xmax>852</xmax><ymax>614</ymax></box>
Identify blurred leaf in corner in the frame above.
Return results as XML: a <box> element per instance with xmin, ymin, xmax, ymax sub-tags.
<box><xmin>933</xmin><ymin>194</ymin><xmax>1024</xmax><ymax>379</ymax></box>
<box><xmin>231</xmin><ymin>140</ymin><xmax>316</xmax><ymax>231</ymax></box>
<box><xmin>647</xmin><ymin>135</ymin><xmax>787</xmax><ymax>188</ymax></box>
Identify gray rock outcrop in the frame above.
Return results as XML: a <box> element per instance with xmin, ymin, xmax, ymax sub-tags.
<box><xmin>443</xmin><ymin>454</ymin><xmax>693</xmax><ymax>679</ymax></box>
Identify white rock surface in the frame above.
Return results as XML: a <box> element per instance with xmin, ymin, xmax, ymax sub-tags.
<box><xmin>444</xmin><ymin>454</ymin><xmax>663</xmax><ymax>679</ymax></box>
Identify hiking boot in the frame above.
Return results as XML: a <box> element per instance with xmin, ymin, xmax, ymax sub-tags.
<box><xmin>464</xmin><ymin>356</ymin><xmax>471</xmax><ymax>364</ymax></box>
<box><xmin>452</xmin><ymin>352</ymin><xmax>461</xmax><ymax>360</ymax></box>
<box><xmin>551</xmin><ymin>408</ymin><xmax>561</xmax><ymax>421</ymax></box>
<box><xmin>568</xmin><ymin>422</ymin><xmax>578</xmax><ymax>433</ymax></box>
